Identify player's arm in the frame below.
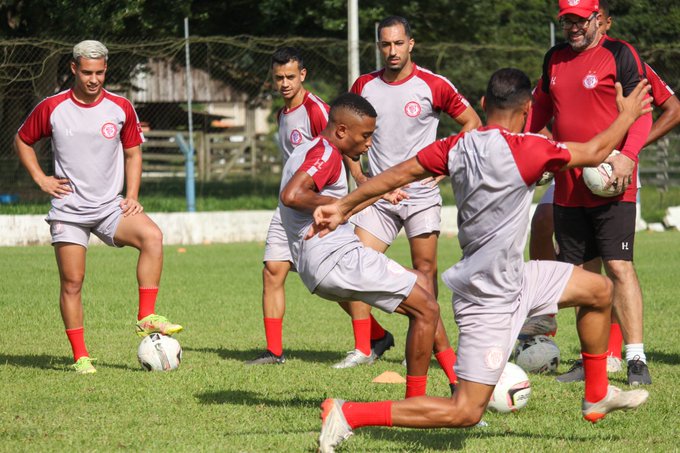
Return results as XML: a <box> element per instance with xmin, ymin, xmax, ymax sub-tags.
<box><xmin>343</xmin><ymin>155</ymin><xmax>369</xmax><ymax>186</ymax></box>
<box><xmin>121</xmin><ymin>145</ymin><xmax>144</xmax><ymax>216</ymax></box>
<box><xmin>14</xmin><ymin>134</ymin><xmax>72</xmax><ymax>198</ymax></box>
<box><xmin>452</xmin><ymin>106</ymin><xmax>481</xmax><ymax>133</ymax></box>
<box><xmin>564</xmin><ymin>81</ymin><xmax>652</xmax><ymax>173</ymax></box>
<box><xmin>645</xmin><ymin>94</ymin><xmax>680</xmax><ymax>146</ymax></box>
<box><xmin>280</xmin><ymin>171</ymin><xmax>338</xmax><ymax>213</ymax></box>
<box><xmin>309</xmin><ymin>157</ymin><xmax>432</xmax><ymax>238</ymax></box>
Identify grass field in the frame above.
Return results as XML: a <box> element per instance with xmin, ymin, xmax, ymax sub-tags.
<box><xmin>1</xmin><ymin>233</ymin><xmax>679</xmax><ymax>452</ymax></box>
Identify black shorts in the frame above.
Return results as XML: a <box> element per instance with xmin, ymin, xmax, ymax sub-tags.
<box><xmin>553</xmin><ymin>202</ymin><xmax>636</xmax><ymax>264</ymax></box>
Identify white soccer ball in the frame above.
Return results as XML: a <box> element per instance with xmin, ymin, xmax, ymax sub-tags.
<box><xmin>582</xmin><ymin>150</ymin><xmax>623</xmax><ymax>197</ymax></box>
<box><xmin>513</xmin><ymin>335</ymin><xmax>560</xmax><ymax>374</ymax></box>
<box><xmin>137</xmin><ymin>333</ymin><xmax>182</xmax><ymax>371</ymax></box>
<box><xmin>487</xmin><ymin>362</ymin><xmax>531</xmax><ymax>413</ymax></box>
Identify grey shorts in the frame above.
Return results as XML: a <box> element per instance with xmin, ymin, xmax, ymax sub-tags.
<box><xmin>453</xmin><ymin>260</ymin><xmax>573</xmax><ymax>385</ymax></box>
<box><xmin>49</xmin><ymin>208</ymin><xmax>123</xmax><ymax>248</ymax></box>
<box><xmin>263</xmin><ymin>207</ymin><xmax>292</xmax><ymax>262</ymax></box>
<box><xmin>350</xmin><ymin>199</ymin><xmax>441</xmax><ymax>245</ymax></box>
<box><xmin>314</xmin><ymin>246</ymin><xmax>417</xmax><ymax>313</ymax></box>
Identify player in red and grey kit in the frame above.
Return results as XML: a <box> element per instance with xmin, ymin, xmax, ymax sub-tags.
<box><xmin>246</xmin><ymin>47</ymin><xmax>330</xmax><ymax>365</ymax></box>
<box><xmin>527</xmin><ymin>0</ymin><xmax>654</xmax><ymax>386</ymax></box>
<box><xmin>312</xmin><ymin>69</ymin><xmax>651</xmax><ymax>452</ymax></box>
<box><xmin>280</xmin><ymin>92</ymin><xmax>442</xmax><ymax>399</ymax></box>
<box><xmin>337</xmin><ymin>16</ymin><xmax>481</xmax><ymax>377</ymax></box>
<box><xmin>524</xmin><ymin>0</ymin><xmax>680</xmax><ymax>381</ymax></box>
<box><xmin>15</xmin><ymin>40</ymin><xmax>182</xmax><ymax>374</ymax></box>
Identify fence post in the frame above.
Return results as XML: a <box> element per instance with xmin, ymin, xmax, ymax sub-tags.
<box><xmin>246</xmin><ymin>106</ymin><xmax>257</xmax><ymax>177</ymax></box>
<box><xmin>176</xmin><ymin>133</ymin><xmax>196</xmax><ymax>212</ymax></box>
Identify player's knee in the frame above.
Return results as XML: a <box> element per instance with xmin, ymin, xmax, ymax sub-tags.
<box><xmin>439</xmin><ymin>401</ymin><xmax>483</xmax><ymax>428</ymax></box>
<box><xmin>263</xmin><ymin>262</ymin><xmax>288</xmax><ymax>285</ymax></box>
<box><xmin>605</xmin><ymin>260</ymin><xmax>636</xmax><ymax>284</ymax></box>
<box><xmin>61</xmin><ymin>275</ymin><xmax>84</xmax><ymax>295</ymax></box>
<box><xmin>413</xmin><ymin>259</ymin><xmax>437</xmax><ymax>281</ymax></box>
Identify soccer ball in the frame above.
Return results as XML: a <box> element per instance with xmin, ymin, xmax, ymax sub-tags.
<box><xmin>583</xmin><ymin>150</ymin><xmax>623</xmax><ymax>197</ymax></box>
<box><xmin>137</xmin><ymin>333</ymin><xmax>182</xmax><ymax>371</ymax></box>
<box><xmin>513</xmin><ymin>335</ymin><xmax>560</xmax><ymax>374</ymax></box>
<box><xmin>487</xmin><ymin>362</ymin><xmax>531</xmax><ymax>413</ymax></box>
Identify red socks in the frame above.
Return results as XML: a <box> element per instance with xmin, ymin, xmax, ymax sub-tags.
<box><xmin>66</xmin><ymin>327</ymin><xmax>88</xmax><ymax>361</ymax></box>
<box><xmin>607</xmin><ymin>323</ymin><xmax>623</xmax><ymax>359</ymax></box>
<box><xmin>264</xmin><ymin>317</ymin><xmax>283</xmax><ymax>356</ymax></box>
<box><xmin>369</xmin><ymin>314</ymin><xmax>386</xmax><ymax>341</ymax></box>
<box><xmin>342</xmin><ymin>401</ymin><xmax>393</xmax><ymax>429</ymax></box>
<box><xmin>138</xmin><ymin>287</ymin><xmax>159</xmax><ymax>320</ymax></box>
<box><xmin>352</xmin><ymin>319</ymin><xmax>372</xmax><ymax>355</ymax></box>
<box><xmin>405</xmin><ymin>375</ymin><xmax>428</xmax><ymax>398</ymax></box>
<box><xmin>582</xmin><ymin>351</ymin><xmax>608</xmax><ymax>403</ymax></box>
<box><xmin>435</xmin><ymin>347</ymin><xmax>458</xmax><ymax>384</ymax></box>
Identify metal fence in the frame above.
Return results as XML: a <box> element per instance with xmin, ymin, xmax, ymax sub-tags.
<box><xmin>1</xmin><ymin>36</ymin><xmax>680</xmax><ymax>201</ymax></box>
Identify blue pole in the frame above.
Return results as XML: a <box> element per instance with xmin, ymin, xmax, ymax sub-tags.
<box><xmin>176</xmin><ymin>133</ymin><xmax>196</xmax><ymax>212</ymax></box>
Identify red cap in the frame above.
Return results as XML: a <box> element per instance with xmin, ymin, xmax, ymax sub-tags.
<box><xmin>558</xmin><ymin>0</ymin><xmax>599</xmax><ymax>18</ymax></box>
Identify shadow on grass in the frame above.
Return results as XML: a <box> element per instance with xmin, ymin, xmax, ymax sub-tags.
<box><xmin>183</xmin><ymin>346</ymin><xmax>345</xmax><ymax>364</ymax></box>
<box><xmin>195</xmin><ymin>389</ymin><xmax>319</xmax><ymax>408</ymax></box>
<box><xmin>0</xmin><ymin>353</ymin><xmax>141</xmax><ymax>372</ymax></box>
<box><xmin>647</xmin><ymin>349</ymin><xmax>680</xmax><ymax>365</ymax></box>
<box><xmin>0</xmin><ymin>353</ymin><xmax>72</xmax><ymax>370</ymax></box>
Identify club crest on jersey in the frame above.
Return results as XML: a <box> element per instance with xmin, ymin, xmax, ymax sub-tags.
<box><xmin>290</xmin><ymin>129</ymin><xmax>303</xmax><ymax>145</ymax></box>
<box><xmin>404</xmin><ymin>101</ymin><xmax>421</xmax><ymax>118</ymax></box>
<box><xmin>582</xmin><ymin>73</ymin><xmax>599</xmax><ymax>90</ymax></box>
<box><xmin>101</xmin><ymin>122</ymin><xmax>118</xmax><ymax>139</ymax></box>
<box><xmin>568</xmin><ymin>0</ymin><xmax>580</xmax><ymax>6</ymax></box>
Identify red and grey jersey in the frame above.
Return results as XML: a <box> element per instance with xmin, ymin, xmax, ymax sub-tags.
<box><xmin>18</xmin><ymin>89</ymin><xmax>145</xmax><ymax>223</ymax></box>
<box><xmin>417</xmin><ymin>126</ymin><xmax>570</xmax><ymax>311</ymax></box>
<box><xmin>528</xmin><ymin>36</ymin><xmax>652</xmax><ymax>207</ymax></box>
<box><xmin>277</xmin><ymin>91</ymin><xmax>329</xmax><ymax>166</ymax></box>
<box><xmin>646</xmin><ymin>63</ymin><xmax>674</xmax><ymax>107</ymax></box>
<box><xmin>279</xmin><ymin>137</ymin><xmax>361</xmax><ymax>292</ymax></box>
<box><xmin>351</xmin><ymin>64</ymin><xmax>470</xmax><ymax>203</ymax></box>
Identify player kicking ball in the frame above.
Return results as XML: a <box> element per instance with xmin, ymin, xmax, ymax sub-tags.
<box><xmin>310</xmin><ymin>69</ymin><xmax>651</xmax><ymax>451</ymax></box>
<box><xmin>15</xmin><ymin>40</ymin><xmax>182</xmax><ymax>374</ymax></box>
<box><xmin>278</xmin><ymin>92</ymin><xmax>441</xmax><ymax>395</ymax></box>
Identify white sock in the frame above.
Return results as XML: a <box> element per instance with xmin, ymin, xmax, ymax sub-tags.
<box><xmin>625</xmin><ymin>343</ymin><xmax>646</xmax><ymax>363</ymax></box>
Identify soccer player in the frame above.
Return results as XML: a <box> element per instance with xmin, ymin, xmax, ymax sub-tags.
<box><xmin>14</xmin><ymin>40</ymin><xmax>182</xmax><ymax>374</ymax></box>
<box><xmin>312</xmin><ymin>68</ymin><xmax>651</xmax><ymax>452</ymax></box>
<box><xmin>336</xmin><ymin>15</ymin><xmax>481</xmax><ymax>374</ymax></box>
<box><xmin>526</xmin><ymin>0</ymin><xmax>660</xmax><ymax>386</ymax></box>
<box><xmin>523</xmin><ymin>0</ymin><xmax>680</xmax><ymax>361</ymax></box>
<box><xmin>245</xmin><ymin>47</ymin><xmax>329</xmax><ymax>365</ymax></box>
<box><xmin>279</xmin><ymin>92</ymin><xmax>441</xmax><ymax>399</ymax></box>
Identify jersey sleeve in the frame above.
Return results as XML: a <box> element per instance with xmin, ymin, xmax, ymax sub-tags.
<box><xmin>504</xmin><ymin>133</ymin><xmax>571</xmax><ymax>186</ymax></box>
<box><xmin>17</xmin><ymin>99</ymin><xmax>53</xmax><ymax>145</ymax></box>
<box><xmin>416</xmin><ymin>134</ymin><xmax>463</xmax><ymax>176</ymax></box>
<box><xmin>430</xmin><ymin>76</ymin><xmax>470</xmax><ymax>119</ymax></box>
<box><xmin>118</xmin><ymin>99</ymin><xmax>145</xmax><ymax>149</ymax></box>
<box><xmin>297</xmin><ymin>142</ymin><xmax>343</xmax><ymax>191</ymax></box>
<box><xmin>646</xmin><ymin>64</ymin><xmax>674</xmax><ymax>107</ymax></box>
<box><xmin>526</xmin><ymin>77</ymin><xmax>554</xmax><ymax>133</ymax></box>
<box><xmin>305</xmin><ymin>97</ymin><xmax>329</xmax><ymax>137</ymax></box>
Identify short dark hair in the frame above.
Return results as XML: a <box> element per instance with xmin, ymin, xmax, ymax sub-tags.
<box><xmin>599</xmin><ymin>0</ymin><xmax>610</xmax><ymax>17</ymax></box>
<box><xmin>271</xmin><ymin>47</ymin><xmax>304</xmax><ymax>69</ymax></box>
<box><xmin>329</xmin><ymin>93</ymin><xmax>377</xmax><ymax>122</ymax></box>
<box><xmin>377</xmin><ymin>16</ymin><xmax>412</xmax><ymax>39</ymax></box>
<box><xmin>484</xmin><ymin>68</ymin><xmax>532</xmax><ymax>112</ymax></box>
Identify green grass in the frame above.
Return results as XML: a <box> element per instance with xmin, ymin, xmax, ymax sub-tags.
<box><xmin>1</xmin><ymin>234</ymin><xmax>679</xmax><ymax>452</ymax></box>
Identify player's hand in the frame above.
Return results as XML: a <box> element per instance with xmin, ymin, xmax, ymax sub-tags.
<box><xmin>615</xmin><ymin>80</ymin><xmax>653</xmax><ymax>118</ymax></box>
<box><xmin>382</xmin><ymin>188</ymin><xmax>409</xmax><ymax>204</ymax></box>
<box><xmin>420</xmin><ymin>175</ymin><xmax>446</xmax><ymax>189</ymax></box>
<box><xmin>604</xmin><ymin>153</ymin><xmax>635</xmax><ymax>192</ymax></box>
<box><xmin>38</xmin><ymin>175</ymin><xmax>72</xmax><ymax>198</ymax></box>
<box><xmin>121</xmin><ymin>198</ymin><xmax>144</xmax><ymax>217</ymax></box>
<box><xmin>306</xmin><ymin>203</ymin><xmax>345</xmax><ymax>239</ymax></box>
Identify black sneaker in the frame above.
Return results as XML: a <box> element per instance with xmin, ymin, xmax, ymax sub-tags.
<box><xmin>245</xmin><ymin>350</ymin><xmax>286</xmax><ymax>365</ymax></box>
<box><xmin>449</xmin><ymin>383</ymin><xmax>457</xmax><ymax>395</ymax></box>
<box><xmin>556</xmin><ymin>359</ymin><xmax>584</xmax><ymax>383</ymax></box>
<box><xmin>370</xmin><ymin>330</ymin><xmax>395</xmax><ymax>359</ymax></box>
<box><xmin>627</xmin><ymin>356</ymin><xmax>652</xmax><ymax>386</ymax></box>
